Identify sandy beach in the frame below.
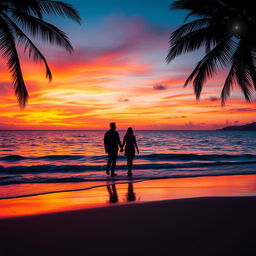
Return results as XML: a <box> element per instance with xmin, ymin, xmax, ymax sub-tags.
<box><xmin>1</xmin><ymin>175</ymin><xmax>256</xmax><ymax>256</ymax></box>
<box><xmin>1</xmin><ymin>195</ymin><xmax>256</xmax><ymax>256</ymax></box>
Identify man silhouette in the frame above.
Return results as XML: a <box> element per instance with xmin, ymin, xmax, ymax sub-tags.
<box><xmin>104</xmin><ymin>122</ymin><xmax>122</xmax><ymax>177</ymax></box>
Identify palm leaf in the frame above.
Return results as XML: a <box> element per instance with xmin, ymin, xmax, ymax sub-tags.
<box><xmin>0</xmin><ymin>17</ymin><xmax>28</xmax><ymax>107</ymax></box>
<box><xmin>3</xmin><ymin>0</ymin><xmax>81</xmax><ymax>23</ymax></box>
<box><xmin>0</xmin><ymin>0</ymin><xmax>81</xmax><ymax>107</ymax></box>
<box><xmin>2</xmin><ymin>0</ymin><xmax>44</xmax><ymax>18</ymax></box>
<box><xmin>170</xmin><ymin>18</ymin><xmax>212</xmax><ymax>43</ymax></box>
<box><xmin>247</xmin><ymin>49</ymin><xmax>256</xmax><ymax>90</ymax></box>
<box><xmin>221</xmin><ymin>39</ymin><xmax>254</xmax><ymax>104</ymax></box>
<box><xmin>171</xmin><ymin>0</ymin><xmax>237</xmax><ymax>18</ymax></box>
<box><xmin>233</xmin><ymin>42</ymin><xmax>254</xmax><ymax>102</ymax></box>
<box><xmin>2</xmin><ymin>12</ymin><xmax>52</xmax><ymax>81</ymax></box>
<box><xmin>171</xmin><ymin>0</ymin><xmax>204</xmax><ymax>11</ymax></box>
<box><xmin>192</xmin><ymin>38</ymin><xmax>234</xmax><ymax>99</ymax></box>
<box><xmin>11</xmin><ymin>10</ymin><xmax>73</xmax><ymax>52</ymax></box>
<box><xmin>184</xmin><ymin>38</ymin><xmax>234</xmax><ymax>99</ymax></box>
<box><xmin>36</xmin><ymin>0</ymin><xmax>81</xmax><ymax>23</ymax></box>
<box><xmin>169</xmin><ymin>0</ymin><xmax>256</xmax><ymax>103</ymax></box>
<box><xmin>167</xmin><ymin>25</ymin><xmax>223</xmax><ymax>63</ymax></box>
<box><xmin>221</xmin><ymin>59</ymin><xmax>237</xmax><ymax>105</ymax></box>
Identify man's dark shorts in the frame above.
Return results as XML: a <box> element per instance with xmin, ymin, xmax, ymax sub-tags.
<box><xmin>108</xmin><ymin>150</ymin><xmax>118</xmax><ymax>160</ymax></box>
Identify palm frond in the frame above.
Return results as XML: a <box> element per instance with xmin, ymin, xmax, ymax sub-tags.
<box><xmin>234</xmin><ymin>43</ymin><xmax>254</xmax><ymax>102</ymax></box>
<box><xmin>193</xmin><ymin>39</ymin><xmax>234</xmax><ymax>99</ymax></box>
<box><xmin>170</xmin><ymin>18</ymin><xmax>212</xmax><ymax>43</ymax></box>
<box><xmin>2</xmin><ymin>0</ymin><xmax>44</xmax><ymax>19</ymax></box>
<box><xmin>0</xmin><ymin>17</ymin><xmax>28</xmax><ymax>107</ymax></box>
<box><xmin>37</xmin><ymin>0</ymin><xmax>81</xmax><ymax>23</ymax></box>
<box><xmin>169</xmin><ymin>0</ymin><xmax>256</xmax><ymax>104</ymax></box>
<box><xmin>3</xmin><ymin>0</ymin><xmax>81</xmax><ymax>23</ymax></box>
<box><xmin>184</xmin><ymin>11</ymin><xmax>198</xmax><ymax>22</ymax></box>
<box><xmin>171</xmin><ymin>0</ymin><xmax>203</xmax><ymax>11</ymax></box>
<box><xmin>171</xmin><ymin>0</ymin><xmax>236</xmax><ymax>17</ymax></box>
<box><xmin>11</xmin><ymin>10</ymin><xmax>73</xmax><ymax>52</ymax></box>
<box><xmin>0</xmin><ymin>0</ymin><xmax>81</xmax><ymax>107</ymax></box>
<box><xmin>247</xmin><ymin>49</ymin><xmax>256</xmax><ymax>90</ymax></box>
<box><xmin>184</xmin><ymin>38</ymin><xmax>234</xmax><ymax>99</ymax></box>
<box><xmin>2</xmin><ymin>12</ymin><xmax>52</xmax><ymax>81</ymax></box>
<box><xmin>167</xmin><ymin>25</ymin><xmax>223</xmax><ymax>63</ymax></box>
<box><xmin>205</xmin><ymin>37</ymin><xmax>212</xmax><ymax>53</ymax></box>
<box><xmin>221</xmin><ymin>60</ymin><xmax>236</xmax><ymax>105</ymax></box>
<box><xmin>221</xmin><ymin>39</ymin><xmax>254</xmax><ymax>104</ymax></box>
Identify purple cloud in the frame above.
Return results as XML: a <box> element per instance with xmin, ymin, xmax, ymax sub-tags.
<box><xmin>153</xmin><ymin>84</ymin><xmax>167</xmax><ymax>90</ymax></box>
<box><xmin>208</xmin><ymin>96</ymin><xmax>219</xmax><ymax>102</ymax></box>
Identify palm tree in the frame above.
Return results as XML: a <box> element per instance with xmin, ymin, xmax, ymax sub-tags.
<box><xmin>0</xmin><ymin>0</ymin><xmax>81</xmax><ymax>107</ymax></box>
<box><xmin>167</xmin><ymin>0</ymin><xmax>256</xmax><ymax>105</ymax></box>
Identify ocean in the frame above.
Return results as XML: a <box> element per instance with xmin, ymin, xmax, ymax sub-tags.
<box><xmin>0</xmin><ymin>130</ymin><xmax>256</xmax><ymax>199</ymax></box>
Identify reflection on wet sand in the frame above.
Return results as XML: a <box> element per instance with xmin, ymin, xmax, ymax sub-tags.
<box><xmin>1</xmin><ymin>175</ymin><xmax>256</xmax><ymax>218</ymax></box>
<box><xmin>127</xmin><ymin>183</ymin><xmax>136</xmax><ymax>202</ymax></box>
<box><xmin>107</xmin><ymin>182</ymin><xmax>136</xmax><ymax>203</ymax></box>
<box><xmin>107</xmin><ymin>184</ymin><xmax>119</xmax><ymax>203</ymax></box>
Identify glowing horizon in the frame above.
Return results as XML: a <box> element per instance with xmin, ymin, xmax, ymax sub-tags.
<box><xmin>0</xmin><ymin>0</ymin><xmax>255</xmax><ymax>130</ymax></box>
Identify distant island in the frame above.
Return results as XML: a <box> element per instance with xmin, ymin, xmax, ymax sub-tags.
<box><xmin>218</xmin><ymin>122</ymin><xmax>256</xmax><ymax>131</ymax></box>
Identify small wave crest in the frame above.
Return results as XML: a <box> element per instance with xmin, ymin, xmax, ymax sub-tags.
<box><xmin>142</xmin><ymin>153</ymin><xmax>256</xmax><ymax>161</ymax></box>
<box><xmin>0</xmin><ymin>154</ymin><xmax>88</xmax><ymax>162</ymax></box>
<box><xmin>37</xmin><ymin>155</ymin><xmax>86</xmax><ymax>160</ymax></box>
<box><xmin>1</xmin><ymin>158</ymin><xmax>256</xmax><ymax>174</ymax></box>
<box><xmin>1</xmin><ymin>153</ymin><xmax>256</xmax><ymax>186</ymax></box>
<box><xmin>1</xmin><ymin>155</ymin><xmax>27</xmax><ymax>161</ymax></box>
<box><xmin>1</xmin><ymin>153</ymin><xmax>256</xmax><ymax>162</ymax></box>
<box><xmin>0</xmin><ymin>161</ymin><xmax>254</xmax><ymax>174</ymax></box>
<box><xmin>1</xmin><ymin>169</ymin><xmax>256</xmax><ymax>188</ymax></box>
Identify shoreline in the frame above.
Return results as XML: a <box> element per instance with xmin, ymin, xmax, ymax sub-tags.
<box><xmin>4</xmin><ymin>169</ymin><xmax>256</xmax><ymax>201</ymax></box>
<box><xmin>0</xmin><ymin>196</ymin><xmax>255</xmax><ymax>256</ymax></box>
<box><xmin>0</xmin><ymin>174</ymin><xmax>256</xmax><ymax>219</ymax></box>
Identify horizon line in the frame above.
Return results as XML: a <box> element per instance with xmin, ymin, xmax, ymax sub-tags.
<box><xmin>0</xmin><ymin>129</ymin><xmax>220</xmax><ymax>131</ymax></box>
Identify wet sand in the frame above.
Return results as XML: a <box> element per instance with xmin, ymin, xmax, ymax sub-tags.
<box><xmin>0</xmin><ymin>196</ymin><xmax>256</xmax><ymax>256</ymax></box>
<box><xmin>1</xmin><ymin>174</ymin><xmax>256</xmax><ymax>218</ymax></box>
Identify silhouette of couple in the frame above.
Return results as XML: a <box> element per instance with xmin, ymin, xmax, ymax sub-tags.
<box><xmin>104</xmin><ymin>122</ymin><xmax>139</xmax><ymax>177</ymax></box>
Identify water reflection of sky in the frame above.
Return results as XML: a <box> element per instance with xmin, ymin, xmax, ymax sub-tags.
<box><xmin>1</xmin><ymin>130</ymin><xmax>256</xmax><ymax>167</ymax></box>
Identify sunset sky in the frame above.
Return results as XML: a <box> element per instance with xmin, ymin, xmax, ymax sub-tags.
<box><xmin>0</xmin><ymin>0</ymin><xmax>255</xmax><ymax>130</ymax></box>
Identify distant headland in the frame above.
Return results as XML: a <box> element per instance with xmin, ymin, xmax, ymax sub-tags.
<box><xmin>218</xmin><ymin>122</ymin><xmax>256</xmax><ymax>131</ymax></box>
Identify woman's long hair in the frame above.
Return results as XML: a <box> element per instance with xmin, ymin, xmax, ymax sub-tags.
<box><xmin>125</xmin><ymin>127</ymin><xmax>133</xmax><ymax>137</ymax></box>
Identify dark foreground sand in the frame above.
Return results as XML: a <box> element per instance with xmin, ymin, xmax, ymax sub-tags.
<box><xmin>0</xmin><ymin>196</ymin><xmax>256</xmax><ymax>256</ymax></box>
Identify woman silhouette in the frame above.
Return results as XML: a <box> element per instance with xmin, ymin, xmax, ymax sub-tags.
<box><xmin>121</xmin><ymin>127</ymin><xmax>139</xmax><ymax>176</ymax></box>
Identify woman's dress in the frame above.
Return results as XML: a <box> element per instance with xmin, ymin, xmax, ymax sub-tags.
<box><xmin>124</xmin><ymin>135</ymin><xmax>136</xmax><ymax>157</ymax></box>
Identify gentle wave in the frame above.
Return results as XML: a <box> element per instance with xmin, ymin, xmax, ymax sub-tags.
<box><xmin>1</xmin><ymin>163</ymin><xmax>256</xmax><ymax>186</ymax></box>
<box><xmin>143</xmin><ymin>153</ymin><xmax>256</xmax><ymax>161</ymax></box>
<box><xmin>1</xmin><ymin>158</ymin><xmax>256</xmax><ymax>174</ymax></box>
<box><xmin>1</xmin><ymin>170</ymin><xmax>256</xmax><ymax>187</ymax></box>
<box><xmin>1</xmin><ymin>153</ymin><xmax>256</xmax><ymax>162</ymax></box>
<box><xmin>1</xmin><ymin>153</ymin><xmax>256</xmax><ymax>186</ymax></box>
<box><xmin>0</xmin><ymin>155</ymin><xmax>87</xmax><ymax>161</ymax></box>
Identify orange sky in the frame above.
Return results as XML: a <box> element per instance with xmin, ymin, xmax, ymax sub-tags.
<box><xmin>0</xmin><ymin>8</ymin><xmax>255</xmax><ymax>130</ymax></box>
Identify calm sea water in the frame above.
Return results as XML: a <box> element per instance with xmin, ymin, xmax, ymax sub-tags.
<box><xmin>0</xmin><ymin>130</ymin><xmax>256</xmax><ymax>198</ymax></box>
